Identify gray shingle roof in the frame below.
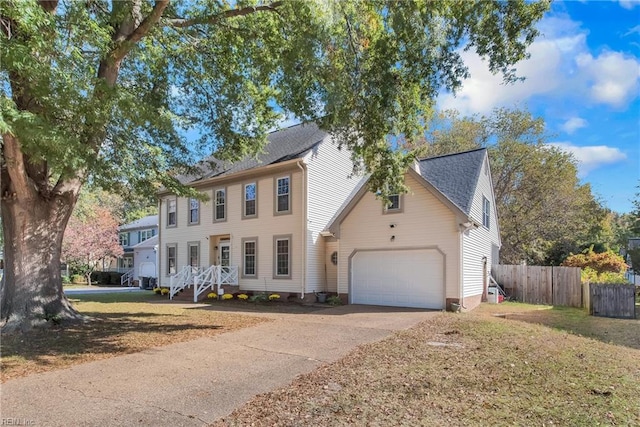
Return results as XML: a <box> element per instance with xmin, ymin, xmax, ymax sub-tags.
<box><xmin>119</xmin><ymin>215</ymin><xmax>158</xmax><ymax>231</ymax></box>
<box><xmin>180</xmin><ymin>122</ymin><xmax>329</xmax><ymax>184</ymax></box>
<box><xmin>418</xmin><ymin>148</ymin><xmax>487</xmax><ymax>215</ymax></box>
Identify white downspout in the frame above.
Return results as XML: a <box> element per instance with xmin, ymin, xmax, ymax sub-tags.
<box><xmin>297</xmin><ymin>161</ymin><xmax>307</xmax><ymax>299</ymax></box>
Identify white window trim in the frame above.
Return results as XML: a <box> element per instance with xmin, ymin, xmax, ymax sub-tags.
<box><xmin>383</xmin><ymin>194</ymin><xmax>404</xmax><ymax>214</ymax></box>
<box><xmin>483</xmin><ymin>196</ymin><xmax>491</xmax><ymax>229</ymax></box>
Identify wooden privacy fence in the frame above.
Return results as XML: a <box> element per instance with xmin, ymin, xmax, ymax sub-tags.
<box><xmin>491</xmin><ymin>265</ymin><xmax>582</xmax><ymax>307</ymax></box>
<box><xmin>589</xmin><ymin>284</ymin><xmax>636</xmax><ymax>319</ymax></box>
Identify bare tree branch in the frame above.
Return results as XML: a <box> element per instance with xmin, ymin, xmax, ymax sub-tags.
<box><xmin>164</xmin><ymin>1</ymin><xmax>283</xmax><ymax>28</ymax></box>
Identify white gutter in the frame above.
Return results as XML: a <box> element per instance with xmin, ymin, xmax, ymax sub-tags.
<box><xmin>297</xmin><ymin>161</ymin><xmax>307</xmax><ymax>299</ymax></box>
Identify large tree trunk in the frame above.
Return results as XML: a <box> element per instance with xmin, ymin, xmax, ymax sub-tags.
<box><xmin>1</xmin><ymin>135</ymin><xmax>84</xmax><ymax>333</ymax></box>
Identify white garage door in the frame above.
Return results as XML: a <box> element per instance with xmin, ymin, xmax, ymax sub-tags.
<box><xmin>351</xmin><ymin>249</ymin><xmax>444</xmax><ymax>309</ymax></box>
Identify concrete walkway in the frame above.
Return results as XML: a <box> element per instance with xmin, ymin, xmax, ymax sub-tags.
<box><xmin>1</xmin><ymin>305</ymin><xmax>439</xmax><ymax>426</ymax></box>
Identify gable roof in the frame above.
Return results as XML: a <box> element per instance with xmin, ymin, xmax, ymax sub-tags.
<box><xmin>325</xmin><ymin>148</ymin><xmax>488</xmax><ymax>235</ymax></box>
<box><xmin>417</xmin><ymin>148</ymin><xmax>486</xmax><ymax>216</ymax></box>
<box><xmin>178</xmin><ymin>122</ymin><xmax>329</xmax><ymax>185</ymax></box>
<box><xmin>119</xmin><ymin>215</ymin><xmax>158</xmax><ymax>231</ymax></box>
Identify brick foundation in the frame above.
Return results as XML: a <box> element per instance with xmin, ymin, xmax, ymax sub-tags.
<box><xmin>462</xmin><ymin>294</ymin><xmax>482</xmax><ymax>311</ymax></box>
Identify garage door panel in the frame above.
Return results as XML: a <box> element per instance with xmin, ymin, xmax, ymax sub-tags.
<box><xmin>351</xmin><ymin>249</ymin><xmax>444</xmax><ymax>309</ymax></box>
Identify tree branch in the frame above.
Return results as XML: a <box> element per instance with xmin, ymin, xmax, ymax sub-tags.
<box><xmin>2</xmin><ymin>133</ymin><xmax>36</xmax><ymax>199</ymax></box>
<box><xmin>164</xmin><ymin>1</ymin><xmax>283</xmax><ymax>28</ymax></box>
<box><xmin>109</xmin><ymin>0</ymin><xmax>170</xmax><ymax>66</ymax></box>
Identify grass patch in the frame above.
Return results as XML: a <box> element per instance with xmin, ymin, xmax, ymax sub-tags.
<box><xmin>478</xmin><ymin>301</ymin><xmax>640</xmax><ymax>350</ymax></box>
<box><xmin>214</xmin><ymin>305</ymin><xmax>640</xmax><ymax>426</ymax></box>
<box><xmin>1</xmin><ymin>295</ymin><xmax>267</xmax><ymax>383</ymax></box>
<box><xmin>70</xmin><ymin>291</ymin><xmax>159</xmax><ymax>303</ymax></box>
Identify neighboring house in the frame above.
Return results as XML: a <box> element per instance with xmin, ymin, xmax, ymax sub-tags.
<box><xmin>158</xmin><ymin>122</ymin><xmax>500</xmax><ymax>311</ymax></box>
<box><xmin>625</xmin><ymin>237</ymin><xmax>640</xmax><ymax>285</ymax></box>
<box><xmin>117</xmin><ymin>215</ymin><xmax>159</xmax><ymax>281</ymax></box>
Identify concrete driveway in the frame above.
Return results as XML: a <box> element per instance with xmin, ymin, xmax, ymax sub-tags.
<box><xmin>0</xmin><ymin>305</ymin><xmax>439</xmax><ymax>426</ymax></box>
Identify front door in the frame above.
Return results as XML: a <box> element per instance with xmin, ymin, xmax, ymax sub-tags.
<box><xmin>218</xmin><ymin>242</ymin><xmax>231</xmax><ymax>267</ymax></box>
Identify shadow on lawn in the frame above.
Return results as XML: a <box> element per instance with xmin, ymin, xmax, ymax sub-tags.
<box><xmin>0</xmin><ymin>313</ymin><xmax>222</xmax><ymax>364</ymax></box>
<box><xmin>506</xmin><ymin>305</ymin><xmax>640</xmax><ymax>351</ymax></box>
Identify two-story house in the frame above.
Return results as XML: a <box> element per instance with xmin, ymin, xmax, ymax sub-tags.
<box><xmin>117</xmin><ymin>215</ymin><xmax>159</xmax><ymax>283</ymax></box>
<box><xmin>158</xmin><ymin>123</ymin><xmax>501</xmax><ymax>311</ymax></box>
<box><xmin>157</xmin><ymin>123</ymin><xmax>360</xmax><ymax>299</ymax></box>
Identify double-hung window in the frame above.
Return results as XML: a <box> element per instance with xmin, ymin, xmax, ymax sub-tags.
<box><xmin>273</xmin><ymin>235</ymin><xmax>291</xmax><ymax>279</ymax></box>
<box><xmin>242</xmin><ymin>238</ymin><xmax>257</xmax><ymax>278</ymax></box>
<box><xmin>483</xmin><ymin>196</ymin><xmax>490</xmax><ymax>229</ymax></box>
<box><xmin>244</xmin><ymin>183</ymin><xmax>257</xmax><ymax>218</ymax></box>
<box><xmin>275</xmin><ymin>176</ymin><xmax>290</xmax><ymax>214</ymax></box>
<box><xmin>188</xmin><ymin>242</ymin><xmax>199</xmax><ymax>269</ymax></box>
<box><xmin>119</xmin><ymin>232</ymin><xmax>129</xmax><ymax>246</ymax></box>
<box><xmin>166</xmin><ymin>244</ymin><xmax>177</xmax><ymax>275</ymax></box>
<box><xmin>189</xmin><ymin>198</ymin><xmax>200</xmax><ymax>225</ymax></box>
<box><xmin>214</xmin><ymin>188</ymin><xmax>226</xmax><ymax>222</ymax></box>
<box><xmin>167</xmin><ymin>199</ymin><xmax>177</xmax><ymax>227</ymax></box>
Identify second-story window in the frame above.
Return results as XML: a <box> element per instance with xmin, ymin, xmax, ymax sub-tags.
<box><xmin>276</xmin><ymin>176</ymin><xmax>290</xmax><ymax>214</ymax></box>
<box><xmin>244</xmin><ymin>183</ymin><xmax>257</xmax><ymax>218</ymax></box>
<box><xmin>189</xmin><ymin>198</ymin><xmax>200</xmax><ymax>225</ymax></box>
<box><xmin>483</xmin><ymin>196</ymin><xmax>490</xmax><ymax>229</ymax></box>
<box><xmin>167</xmin><ymin>199</ymin><xmax>177</xmax><ymax>227</ymax></box>
<box><xmin>139</xmin><ymin>229</ymin><xmax>154</xmax><ymax>242</ymax></box>
<box><xmin>119</xmin><ymin>232</ymin><xmax>129</xmax><ymax>246</ymax></box>
<box><xmin>214</xmin><ymin>188</ymin><xmax>226</xmax><ymax>221</ymax></box>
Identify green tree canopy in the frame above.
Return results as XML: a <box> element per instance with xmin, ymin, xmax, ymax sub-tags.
<box><xmin>423</xmin><ymin>108</ymin><xmax>607</xmax><ymax>265</ymax></box>
<box><xmin>0</xmin><ymin>0</ymin><xmax>549</xmax><ymax>331</ymax></box>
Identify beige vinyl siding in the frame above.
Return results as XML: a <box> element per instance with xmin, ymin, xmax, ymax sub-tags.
<box><xmin>304</xmin><ymin>138</ymin><xmax>360</xmax><ymax>293</ymax></box>
<box><xmin>158</xmin><ymin>167</ymin><xmax>304</xmax><ymax>293</ymax></box>
<box><xmin>325</xmin><ymin>240</ymin><xmax>338</xmax><ymax>293</ymax></box>
<box><xmin>337</xmin><ymin>173</ymin><xmax>460</xmax><ymax>299</ymax></box>
<box><xmin>462</xmin><ymin>155</ymin><xmax>501</xmax><ymax>298</ymax></box>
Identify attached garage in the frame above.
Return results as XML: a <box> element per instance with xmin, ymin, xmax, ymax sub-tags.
<box><xmin>350</xmin><ymin>248</ymin><xmax>445</xmax><ymax>309</ymax></box>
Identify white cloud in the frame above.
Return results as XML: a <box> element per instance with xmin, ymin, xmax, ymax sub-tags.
<box><xmin>560</xmin><ymin>117</ymin><xmax>588</xmax><ymax>134</ymax></box>
<box><xmin>619</xmin><ymin>0</ymin><xmax>640</xmax><ymax>10</ymax></box>
<box><xmin>437</xmin><ymin>14</ymin><xmax>640</xmax><ymax>114</ymax></box>
<box><xmin>549</xmin><ymin>142</ymin><xmax>627</xmax><ymax>177</ymax></box>
<box><xmin>575</xmin><ymin>51</ymin><xmax>640</xmax><ymax>107</ymax></box>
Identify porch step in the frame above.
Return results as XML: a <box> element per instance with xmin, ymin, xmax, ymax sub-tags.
<box><xmin>170</xmin><ymin>287</ymin><xmax>211</xmax><ymax>302</ymax></box>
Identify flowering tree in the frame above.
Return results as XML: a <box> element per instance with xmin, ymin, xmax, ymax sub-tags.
<box><xmin>62</xmin><ymin>206</ymin><xmax>123</xmax><ymax>286</ymax></box>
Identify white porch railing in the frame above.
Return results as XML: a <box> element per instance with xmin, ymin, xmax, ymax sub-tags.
<box><xmin>218</xmin><ymin>266</ymin><xmax>239</xmax><ymax>287</ymax></box>
<box><xmin>169</xmin><ymin>266</ymin><xmax>194</xmax><ymax>300</ymax></box>
<box><xmin>168</xmin><ymin>265</ymin><xmax>239</xmax><ymax>301</ymax></box>
<box><xmin>120</xmin><ymin>269</ymin><xmax>134</xmax><ymax>287</ymax></box>
<box><xmin>193</xmin><ymin>265</ymin><xmax>216</xmax><ymax>302</ymax></box>
<box><xmin>193</xmin><ymin>266</ymin><xmax>240</xmax><ymax>302</ymax></box>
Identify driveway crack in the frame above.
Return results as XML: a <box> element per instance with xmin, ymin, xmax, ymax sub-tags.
<box><xmin>57</xmin><ymin>384</ymin><xmax>207</xmax><ymax>424</ymax></box>
<box><xmin>237</xmin><ymin>343</ymin><xmax>330</xmax><ymax>363</ymax></box>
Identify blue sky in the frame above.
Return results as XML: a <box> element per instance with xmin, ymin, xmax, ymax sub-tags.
<box><xmin>439</xmin><ymin>0</ymin><xmax>640</xmax><ymax>214</ymax></box>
